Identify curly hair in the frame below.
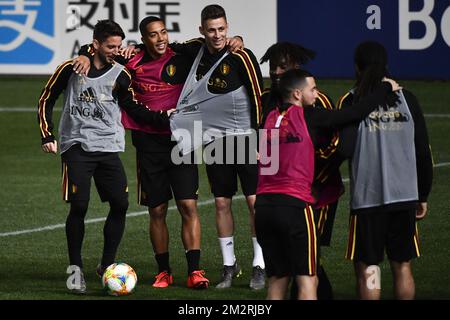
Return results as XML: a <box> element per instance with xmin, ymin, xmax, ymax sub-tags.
<box><xmin>260</xmin><ymin>42</ymin><xmax>316</xmax><ymax>67</ymax></box>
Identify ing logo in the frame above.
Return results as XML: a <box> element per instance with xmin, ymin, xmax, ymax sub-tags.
<box><xmin>0</xmin><ymin>0</ymin><xmax>54</xmax><ymax>64</ymax></box>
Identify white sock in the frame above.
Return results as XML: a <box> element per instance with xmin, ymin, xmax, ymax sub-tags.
<box><xmin>252</xmin><ymin>237</ymin><xmax>265</xmax><ymax>269</ymax></box>
<box><xmin>218</xmin><ymin>237</ymin><xmax>236</xmax><ymax>266</ymax></box>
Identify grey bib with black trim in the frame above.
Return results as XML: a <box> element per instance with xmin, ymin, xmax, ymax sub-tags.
<box><xmin>350</xmin><ymin>90</ymin><xmax>418</xmax><ymax>210</ymax></box>
<box><xmin>59</xmin><ymin>63</ymin><xmax>125</xmax><ymax>154</ymax></box>
<box><xmin>170</xmin><ymin>46</ymin><xmax>252</xmax><ymax>155</ymax></box>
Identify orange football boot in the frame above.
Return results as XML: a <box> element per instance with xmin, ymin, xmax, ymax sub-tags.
<box><xmin>187</xmin><ymin>270</ymin><xmax>209</xmax><ymax>289</ymax></box>
<box><xmin>152</xmin><ymin>271</ymin><xmax>173</xmax><ymax>288</ymax></box>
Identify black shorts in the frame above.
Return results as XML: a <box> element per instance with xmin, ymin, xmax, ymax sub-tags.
<box><xmin>136</xmin><ymin>150</ymin><xmax>198</xmax><ymax>208</ymax></box>
<box><xmin>61</xmin><ymin>145</ymin><xmax>128</xmax><ymax>203</ymax></box>
<box><xmin>345</xmin><ymin>209</ymin><xmax>420</xmax><ymax>265</ymax></box>
<box><xmin>314</xmin><ymin>201</ymin><xmax>338</xmax><ymax>247</ymax></box>
<box><xmin>255</xmin><ymin>203</ymin><xmax>318</xmax><ymax>277</ymax></box>
<box><xmin>206</xmin><ymin>163</ymin><xmax>257</xmax><ymax>197</ymax></box>
<box><xmin>204</xmin><ymin>136</ymin><xmax>257</xmax><ymax>197</ymax></box>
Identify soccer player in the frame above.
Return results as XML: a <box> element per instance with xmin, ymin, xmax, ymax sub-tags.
<box><xmin>170</xmin><ymin>4</ymin><xmax>265</xmax><ymax>290</ymax></box>
<box><xmin>74</xmin><ymin>17</ymin><xmax>244</xmax><ymax>289</ymax></box>
<box><xmin>260</xmin><ymin>42</ymin><xmax>343</xmax><ymax>299</ymax></box>
<box><xmin>338</xmin><ymin>41</ymin><xmax>433</xmax><ymax>300</ymax></box>
<box><xmin>256</xmin><ymin>68</ymin><xmax>400</xmax><ymax>299</ymax></box>
<box><xmin>37</xmin><ymin>20</ymin><xmax>171</xmax><ymax>294</ymax></box>
<box><xmin>121</xmin><ymin>17</ymin><xmax>207</xmax><ymax>289</ymax></box>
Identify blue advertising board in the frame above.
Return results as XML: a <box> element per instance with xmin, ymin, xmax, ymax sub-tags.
<box><xmin>278</xmin><ymin>0</ymin><xmax>450</xmax><ymax>79</ymax></box>
<box><xmin>0</xmin><ymin>0</ymin><xmax>54</xmax><ymax>64</ymax></box>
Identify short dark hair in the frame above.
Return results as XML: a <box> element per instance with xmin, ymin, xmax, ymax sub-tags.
<box><xmin>260</xmin><ymin>42</ymin><xmax>316</xmax><ymax>67</ymax></box>
<box><xmin>93</xmin><ymin>20</ymin><xmax>125</xmax><ymax>43</ymax></box>
<box><xmin>201</xmin><ymin>4</ymin><xmax>226</xmax><ymax>24</ymax></box>
<box><xmin>278</xmin><ymin>69</ymin><xmax>314</xmax><ymax>101</ymax></box>
<box><xmin>139</xmin><ymin>16</ymin><xmax>164</xmax><ymax>36</ymax></box>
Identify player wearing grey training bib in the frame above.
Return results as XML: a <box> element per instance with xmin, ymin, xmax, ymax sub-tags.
<box><xmin>38</xmin><ymin>20</ymin><xmax>169</xmax><ymax>295</ymax></box>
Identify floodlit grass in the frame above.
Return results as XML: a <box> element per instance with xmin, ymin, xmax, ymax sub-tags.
<box><xmin>0</xmin><ymin>77</ymin><xmax>449</xmax><ymax>299</ymax></box>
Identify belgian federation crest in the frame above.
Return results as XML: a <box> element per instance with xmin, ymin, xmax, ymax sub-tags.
<box><xmin>136</xmin><ymin>66</ymin><xmax>144</xmax><ymax>74</ymax></box>
<box><xmin>220</xmin><ymin>63</ymin><xmax>230</xmax><ymax>75</ymax></box>
<box><xmin>166</xmin><ymin>64</ymin><xmax>176</xmax><ymax>77</ymax></box>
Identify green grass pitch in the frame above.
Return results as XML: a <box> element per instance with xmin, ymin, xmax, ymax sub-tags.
<box><xmin>0</xmin><ymin>77</ymin><xmax>449</xmax><ymax>300</ymax></box>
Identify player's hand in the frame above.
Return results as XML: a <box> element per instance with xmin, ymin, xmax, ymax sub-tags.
<box><xmin>226</xmin><ymin>36</ymin><xmax>244</xmax><ymax>53</ymax></box>
<box><xmin>382</xmin><ymin>77</ymin><xmax>402</xmax><ymax>91</ymax></box>
<box><xmin>120</xmin><ymin>45</ymin><xmax>138</xmax><ymax>59</ymax></box>
<box><xmin>72</xmin><ymin>56</ymin><xmax>91</xmax><ymax>75</ymax></box>
<box><xmin>42</xmin><ymin>141</ymin><xmax>58</xmax><ymax>154</ymax></box>
<box><xmin>166</xmin><ymin>108</ymin><xmax>177</xmax><ymax>117</ymax></box>
<box><xmin>416</xmin><ymin>202</ymin><xmax>428</xmax><ymax>220</ymax></box>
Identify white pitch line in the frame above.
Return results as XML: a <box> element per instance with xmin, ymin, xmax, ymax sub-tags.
<box><xmin>0</xmin><ymin>195</ymin><xmax>243</xmax><ymax>237</ymax></box>
<box><xmin>1</xmin><ymin>162</ymin><xmax>449</xmax><ymax>238</ymax></box>
<box><xmin>434</xmin><ymin>162</ymin><xmax>450</xmax><ymax>168</ymax></box>
<box><xmin>0</xmin><ymin>107</ymin><xmax>62</xmax><ymax>112</ymax></box>
<box><xmin>424</xmin><ymin>114</ymin><xmax>450</xmax><ymax>118</ymax></box>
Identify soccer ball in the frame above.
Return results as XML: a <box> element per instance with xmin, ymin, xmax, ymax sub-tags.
<box><xmin>102</xmin><ymin>263</ymin><xmax>137</xmax><ymax>296</ymax></box>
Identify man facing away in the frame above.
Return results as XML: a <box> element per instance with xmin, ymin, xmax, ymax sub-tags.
<box><xmin>338</xmin><ymin>41</ymin><xmax>433</xmax><ymax>300</ymax></box>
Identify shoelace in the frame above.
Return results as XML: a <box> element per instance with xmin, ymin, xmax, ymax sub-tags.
<box><xmin>155</xmin><ymin>272</ymin><xmax>170</xmax><ymax>282</ymax></box>
<box><xmin>221</xmin><ymin>267</ymin><xmax>235</xmax><ymax>278</ymax></box>
<box><xmin>191</xmin><ymin>270</ymin><xmax>206</xmax><ymax>277</ymax></box>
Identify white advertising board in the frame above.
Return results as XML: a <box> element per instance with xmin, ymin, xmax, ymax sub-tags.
<box><xmin>0</xmin><ymin>0</ymin><xmax>276</xmax><ymax>76</ymax></box>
